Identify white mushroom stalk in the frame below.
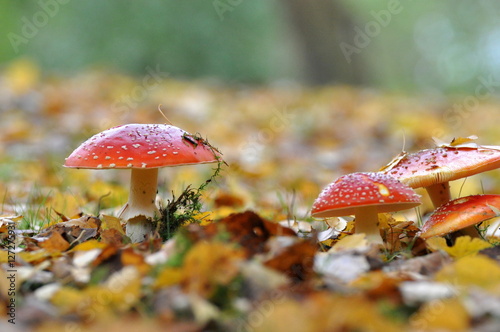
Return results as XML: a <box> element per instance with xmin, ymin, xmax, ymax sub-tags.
<box><xmin>118</xmin><ymin>168</ymin><xmax>160</xmax><ymax>242</ymax></box>
<box><xmin>352</xmin><ymin>206</ymin><xmax>384</xmax><ymax>244</ymax></box>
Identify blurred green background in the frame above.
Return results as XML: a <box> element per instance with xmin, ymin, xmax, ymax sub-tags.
<box><xmin>1</xmin><ymin>0</ymin><xmax>500</xmax><ymax>92</ymax></box>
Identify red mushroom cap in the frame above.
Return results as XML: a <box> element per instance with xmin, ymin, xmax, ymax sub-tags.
<box><xmin>311</xmin><ymin>172</ymin><xmax>421</xmax><ymax>218</ymax></box>
<box><xmin>380</xmin><ymin>146</ymin><xmax>500</xmax><ymax>188</ymax></box>
<box><xmin>418</xmin><ymin>194</ymin><xmax>500</xmax><ymax>239</ymax></box>
<box><xmin>64</xmin><ymin>124</ymin><xmax>221</xmax><ymax>169</ymax></box>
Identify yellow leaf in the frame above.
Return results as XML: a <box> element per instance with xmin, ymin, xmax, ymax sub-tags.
<box><xmin>153</xmin><ymin>267</ymin><xmax>184</xmax><ymax>289</ymax></box>
<box><xmin>254</xmin><ymin>293</ymin><xmax>402</xmax><ymax>332</ymax></box>
<box><xmin>102</xmin><ymin>266</ymin><xmax>142</xmax><ymax>311</ymax></box>
<box><xmin>426</xmin><ymin>236</ymin><xmax>492</xmax><ymax>258</ymax></box>
<box><xmin>410</xmin><ymin>298</ymin><xmax>469</xmax><ymax>331</ymax></box>
<box><xmin>182</xmin><ymin>241</ymin><xmax>244</xmax><ymax>297</ymax></box>
<box><xmin>51</xmin><ymin>267</ymin><xmax>141</xmax><ymax>319</ymax></box>
<box><xmin>50</xmin><ymin>286</ymin><xmax>85</xmax><ymax>315</ymax></box>
<box><xmin>329</xmin><ymin>233</ymin><xmax>368</xmax><ymax>253</ymax></box>
<box><xmin>101</xmin><ymin>214</ymin><xmax>125</xmax><ymax>235</ymax></box>
<box><xmin>48</xmin><ymin>191</ymin><xmax>86</xmax><ymax>218</ymax></box>
<box><xmin>87</xmin><ymin>181</ymin><xmax>128</xmax><ymax>208</ymax></box>
<box><xmin>435</xmin><ymin>255</ymin><xmax>500</xmax><ymax>290</ymax></box>
<box><xmin>71</xmin><ymin>239</ymin><xmax>108</xmax><ymax>252</ymax></box>
<box><xmin>449</xmin><ymin>135</ymin><xmax>479</xmax><ymax>147</ymax></box>
<box><xmin>18</xmin><ymin>250</ymin><xmax>53</xmax><ymax>263</ymax></box>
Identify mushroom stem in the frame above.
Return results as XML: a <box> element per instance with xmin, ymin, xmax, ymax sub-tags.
<box><xmin>354</xmin><ymin>206</ymin><xmax>383</xmax><ymax>244</ymax></box>
<box><xmin>119</xmin><ymin>168</ymin><xmax>160</xmax><ymax>242</ymax></box>
<box><xmin>426</xmin><ymin>182</ymin><xmax>451</xmax><ymax>208</ymax></box>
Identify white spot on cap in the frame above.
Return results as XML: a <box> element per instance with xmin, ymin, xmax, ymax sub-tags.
<box><xmin>121</xmin><ymin>145</ymin><xmax>128</xmax><ymax>150</ymax></box>
<box><xmin>105</xmin><ymin>156</ymin><xmax>111</xmax><ymax>160</ymax></box>
<box><xmin>127</xmin><ymin>157</ymin><xmax>134</xmax><ymax>161</ymax></box>
<box><xmin>173</xmin><ymin>151</ymin><xmax>178</xmax><ymax>155</ymax></box>
<box><xmin>97</xmin><ymin>164</ymin><xmax>103</xmax><ymax>168</ymax></box>
<box><xmin>132</xmin><ymin>144</ymin><xmax>141</xmax><ymax>148</ymax></box>
<box><xmin>141</xmin><ymin>163</ymin><xmax>147</xmax><ymax>168</ymax></box>
<box><xmin>107</xmin><ymin>146</ymin><xmax>114</xmax><ymax>149</ymax></box>
<box><xmin>147</xmin><ymin>150</ymin><xmax>156</xmax><ymax>154</ymax></box>
<box><xmin>93</xmin><ymin>156</ymin><xmax>99</xmax><ymax>160</ymax></box>
<box><xmin>127</xmin><ymin>163</ymin><xmax>133</xmax><ymax>167</ymax></box>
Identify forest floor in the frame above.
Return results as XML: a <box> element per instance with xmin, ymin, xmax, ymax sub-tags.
<box><xmin>2</xmin><ymin>59</ymin><xmax>500</xmax><ymax>331</ymax></box>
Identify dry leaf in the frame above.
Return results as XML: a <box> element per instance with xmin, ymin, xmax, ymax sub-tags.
<box><xmin>100</xmin><ymin>215</ymin><xmax>125</xmax><ymax>235</ymax></box>
<box><xmin>329</xmin><ymin>233</ymin><xmax>368</xmax><ymax>253</ymax></box>
<box><xmin>435</xmin><ymin>255</ymin><xmax>500</xmax><ymax>290</ymax></box>
<box><xmin>264</xmin><ymin>240</ymin><xmax>317</xmax><ymax>282</ymax></box>
<box><xmin>253</xmin><ymin>292</ymin><xmax>402</xmax><ymax>332</ymax></box>
<box><xmin>426</xmin><ymin>236</ymin><xmax>492</xmax><ymax>258</ymax></box>
<box><xmin>37</xmin><ymin>231</ymin><xmax>70</xmax><ymax>253</ymax></box>
<box><xmin>121</xmin><ymin>248</ymin><xmax>150</xmax><ymax>275</ymax></box>
<box><xmin>181</xmin><ymin>241</ymin><xmax>244</xmax><ymax>297</ymax></box>
<box><xmin>409</xmin><ymin>298</ymin><xmax>469</xmax><ymax>331</ymax></box>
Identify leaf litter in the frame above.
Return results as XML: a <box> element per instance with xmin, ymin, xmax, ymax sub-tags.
<box><xmin>2</xmin><ymin>61</ymin><xmax>500</xmax><ymax>330</ymax></box>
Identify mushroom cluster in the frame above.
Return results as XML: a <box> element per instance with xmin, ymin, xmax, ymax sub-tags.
<box><xmin>65</xmin><ymin>123</ymin><xmax>221</xmax><ymax>243</ymax></box>
<box><xmin>311</xmin><ymin>136</ymin><xmax>500</xmax><ymax>245</ymax></box>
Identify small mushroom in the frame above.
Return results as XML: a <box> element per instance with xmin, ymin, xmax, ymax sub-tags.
<box><xmin>64</xmin><ymin>123</ymin><xmax>222</xmax><ymax>242</ymax></box>
<box><xmin>418</xmin><ymin>194</ymin><xmax>500</xmax><ymax>239</ymax></box>
<box><xmin>380</xmin><ymin>138</ymin><xmax>500</xmax><ymax>207</ymax></box>
<box><xmin>311</xmin><ymin>172</ymin><xmax>421</xmax><ymax>244</ymax></box>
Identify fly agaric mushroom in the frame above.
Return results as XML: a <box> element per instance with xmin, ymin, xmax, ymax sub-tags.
<box><xmin>380</xmin><ymin>137</ymin><xmax>500</xmax><ymax>208</ymax></box>
<box><xmin>418</xmin><ymin>194</ymin><xmax>500</xmax><ymax>239</ymax></box>
<box><xmin>311</xmin><ymin>172</ymin><xmax>421</xmax><ymax>243</ymax></box>
<box><xmin>64</xmin><ymin>124</ymin><xmax>221</xmax><ymax>242</ymax></box>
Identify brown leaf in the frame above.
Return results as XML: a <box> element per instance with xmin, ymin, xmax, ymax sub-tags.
<box><xmin>37</xmin><ymin>231</ymin><xmax>70</xmax><ymax>253</ymax></box>
<box><xmin>199</xmin><ymin>211</ymin><xmax>296</xmax><ymax>257</ymax></box>
<box><xmin>264</xmin><ymin>240</ymin><xmax>317</xmax><ymax>282</ymax></box>
<box><xmin>100</xmin><ymin>228</ymin><xmax>126</xmax><ymax>246</ymax></box>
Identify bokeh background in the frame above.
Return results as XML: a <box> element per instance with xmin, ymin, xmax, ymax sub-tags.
<box><xmin>1</xmin><ymin>0</ymin><xmax>500</xmax><ymax>220</ymax></box>
<box><xmin>3</xmin><ymin>1</ymin><xmax>500</xmax><ymax>91</ymax></box>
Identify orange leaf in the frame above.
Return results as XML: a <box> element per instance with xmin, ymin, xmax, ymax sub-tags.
<box><xmin>37</xmin><ymin>231</ymin><xmax>70</xmax><ymax>253</ymax></box>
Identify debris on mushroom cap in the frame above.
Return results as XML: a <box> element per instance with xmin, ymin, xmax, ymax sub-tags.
<box><xmin>418</xmin><ymin>194</ymin><xmax>500</xmax><ymax>239</ymax></box>
<box><xmin>380</xmin><ymin>143</ymin><xmax>500</xmax><ymax>189</ymax></box>
<box><xmin>311</xmin><ymin>172</ymin><xmax>421</xmax><ymax>218</ymax></box>
<box><xmin>64</xmin><ymin>124</ymin><xmax>221</xmax><ymax>169</ymax></box>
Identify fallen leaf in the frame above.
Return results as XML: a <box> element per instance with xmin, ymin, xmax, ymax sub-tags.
<box><xmin>37</xmin><ymin>231</ymin><xmax>70</xmax><ymax>253</ymax></box>
<box><xmin>329</xmin><ymin>233</ymin><xmax>368</xmax><ymax>253</ymax></box>
<box><xmin>198</xmin><ymin>211</ymin><xmax>296</xmax><ymax>256</ymax></box>
<box><xmin>181</xmin><ymin>241</ymin><xmax>244</xmax><ymax>297</ymax></box>
<box><xmin>264</xmin><ymin>240</ymin><xmax>317</xmax><ymax>282</ymax></box>
<box><xmin>409</xmin><ymin>298</ymin><xmax>469</xmax><ymax>331</ymax></box>
<box><xmin>435</xmin><ymin>255</ymin><xmax>500</xmax><ymax>290</ymax></box>
<box><xmin>253</xmin><ymin>292</ymin><xmax>402</xmax><ymax>332</ymax></box>
<box><xmin>121</xmin><ymin>248</ymin><xmax>150</xmax><ymax>275</ymax></box>
<box><xmin>315</xmin><ymin>252</ymin><xmax>370</xmax><ymax>283</ymax></box>
<box><xmin>153</xmin><ymin>267</ymin><xmax>184</xmax><ymax>289</ymax></box>
<box><xmin>100</xmin><ymin>228</ymin><xmax>126</xmax><ymax>246</ymax></box>
<box><xmin>426</xmin><ymin>236</ymin><xmax>492</xmax><ymax>258</ymax></box>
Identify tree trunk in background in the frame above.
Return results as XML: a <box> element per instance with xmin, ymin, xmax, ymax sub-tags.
<box><xmin>280</xmin><ymin>0</ymin><xmax>367</xmax><ymax>85</ymax></box>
